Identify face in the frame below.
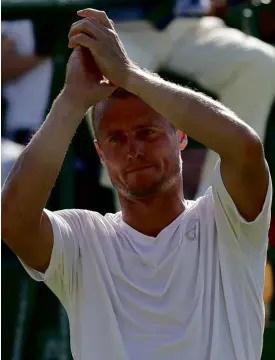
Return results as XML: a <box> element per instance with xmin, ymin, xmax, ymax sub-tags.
<box><xmin>95</xmin><ymin>96</ymin><xmax>187</xmax><ymax>199</ymax></box>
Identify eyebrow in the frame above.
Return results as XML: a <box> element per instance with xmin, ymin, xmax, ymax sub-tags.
<box><xmin>106</xmin><ymin>124</ymin><xmax>158</xmax><ymax>135</ymax></box>
<box><xmin>133</xmin><ymin>124</ymin><xmax>158</xmax><ymax>130</ymax></box>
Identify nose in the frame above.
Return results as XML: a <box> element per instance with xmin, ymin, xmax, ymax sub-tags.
<box><xmin>126</xmin><ymin>137</ymin><xmax>144</xmax><ymax>160</ymax></box>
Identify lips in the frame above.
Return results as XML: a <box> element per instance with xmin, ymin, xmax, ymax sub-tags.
<box><xmin>125</xmin><ymin>165</ymin><xmax>153</xmax><ymax>174</ymax></box>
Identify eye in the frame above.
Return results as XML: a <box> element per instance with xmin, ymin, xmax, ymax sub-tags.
<box><xmin>139</xmin><ymin>128</ymin><xmax>156</xmax><ymax>136</ymax></box>
<box><xmin>108</xmin><ymin>134</ymin><xmax>121</xmax><ymax>143</ymax></box>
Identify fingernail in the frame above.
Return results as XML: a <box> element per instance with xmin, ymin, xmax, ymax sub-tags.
<box><xmin>77</xmin><ymin>9</ymin><xmax>85</xmax><ymax>13</ymax></box>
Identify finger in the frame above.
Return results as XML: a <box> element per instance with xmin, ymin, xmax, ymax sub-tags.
<box><xmin>69</xmin><ymin>17</ymin><xmax>108</xmax><ymax>38</ymax></box>
<box><xmin>68</xmin><ymin>33</ymin><xmax>97</xmax><ymax>51</ymax></box>
<box><xmin>68</xmin><ymin>19</ymin><xmax>100</xmax><ymax>40</ymax></box>
<box><xmin>77</xmin><ymin>8</ymin><xmax>114</xmax><ymax>30</ymax></box>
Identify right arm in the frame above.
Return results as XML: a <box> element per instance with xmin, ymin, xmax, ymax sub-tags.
<box><xmin>1</xmin><ymin>45</ymin><xmax>116</xmax><ymax>273</ymax></box>
<box><xmin>1</xmin><ymin>93</ymin><xmax>87</xmax><ymax>273</ymax></box>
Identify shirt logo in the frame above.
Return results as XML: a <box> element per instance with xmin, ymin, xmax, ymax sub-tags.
<box><xmin>185</xmin><ymin>219</ymin><xmax>200</xmax><ymax>241</ymax></box>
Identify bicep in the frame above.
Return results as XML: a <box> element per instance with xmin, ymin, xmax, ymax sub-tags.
<box><xmin>220</xmin><ymin>152</ymin><xmax>269</xmax><ymax>222</ymax></box>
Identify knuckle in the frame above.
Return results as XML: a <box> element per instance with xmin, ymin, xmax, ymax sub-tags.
<box><xmin>74</xmin><ymin>33</ymin><xmax>82</xmax><ymax>41</ymax></box>
<box><xmin>78</xmin><ymin>33</ymin><xmax>86</xmax><ymax>39</ymax></box>
<box><xmin>82</xmin><ymin>19</ymin><xmax>91</xmax><ymax>27</ymax></box>
<box><xmin>69</xmin><ymin>22</ymin><xmax>77</xmax><ymax>33</ymax></box>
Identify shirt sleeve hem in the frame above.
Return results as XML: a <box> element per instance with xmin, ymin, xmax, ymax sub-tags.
<box><xmin>17</xmin><ymin>208</ymin><xmax>63</xmax><ymax>282</ymax></box>
<box><xmin>214</xmin><ymin>160</ymin><xmax>272</xmax><ymax>226</ymax></box>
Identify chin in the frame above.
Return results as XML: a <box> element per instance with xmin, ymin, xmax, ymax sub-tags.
<box><xmin>126</xmin><ymin>180</ymin><xmax>164</xmax><ymax>198</ymax></box>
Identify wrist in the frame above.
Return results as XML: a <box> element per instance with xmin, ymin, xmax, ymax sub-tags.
<box><xmin>123</xmin><ymin>67</ymin><xmax>157</xmax><ymax>97</ymax></box>
<box><xmin>58</xmin><ymin>88</ymin><xmax>91</xmax><ymax>116</ymax></box>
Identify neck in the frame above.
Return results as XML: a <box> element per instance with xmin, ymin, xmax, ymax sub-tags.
<box><xmin>119</xmin><ymin>182</ymin><xmax>185</xmax><ymax>237</ymax></box>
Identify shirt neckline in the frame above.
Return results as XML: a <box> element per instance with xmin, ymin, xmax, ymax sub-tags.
<box><xmin>119</xmin><ymin>203</ymin><xmax>188</xmax><ymax>244</ymax></box>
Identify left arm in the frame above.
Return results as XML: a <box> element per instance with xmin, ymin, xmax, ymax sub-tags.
<box><xmin>68</xmin><ymin>8</ymin><xmax>269</xmax><ymax>222</ymax></box>
<box><xmin>125</xmin><ymin>68</ymin><xmax>269</xmax><ymax>222</ymax></box>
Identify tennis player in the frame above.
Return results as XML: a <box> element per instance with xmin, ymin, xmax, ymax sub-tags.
<box><xmin>2</xmin><ymin>8</ymin><xmax>272</xmax><ymax>360</ymax></box>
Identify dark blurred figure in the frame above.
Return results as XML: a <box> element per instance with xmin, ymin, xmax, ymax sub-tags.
<box><xmin>214</xmin><ymin>0</ymin><xmax>275</xmax><ymax>44</ymax></box>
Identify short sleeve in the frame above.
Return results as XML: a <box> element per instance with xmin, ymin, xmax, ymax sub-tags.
<box><xmin>211</xmin><ymin>160</ymin><xmax>272</xmax><ymax>252</ymax></box>
<box><xmin>18</xmin><ymin>208</ymin><xmax>85</xmax><ymax>307</ymax></box>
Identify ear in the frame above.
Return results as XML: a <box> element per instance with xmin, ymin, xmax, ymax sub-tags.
<box><xmin>94</xmin><ymin>140</ymin><xmax>105</xmax><ymax>166</ymax></box>
<box><xmin>177</xmin><ymin>130</ymin><xmax>188</xmax><ymax>151</ymax></box>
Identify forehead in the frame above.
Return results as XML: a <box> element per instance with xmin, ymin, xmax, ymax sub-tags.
<box><xmin>97</xmin><ymin>96</ymin><xmax>169</xmax><ymax>135</ymax></box>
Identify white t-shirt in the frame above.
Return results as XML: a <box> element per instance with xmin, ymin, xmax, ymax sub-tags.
<box><xmin>20</xmin><ymin>161</ymin><xmax>272</xmax><ymax>360</ymax></box>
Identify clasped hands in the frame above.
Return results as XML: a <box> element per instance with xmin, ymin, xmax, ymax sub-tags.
<box><xmin>68</xmin><ymin>8</ymin><xmax>136</xmax><ymax>89</ymax></box>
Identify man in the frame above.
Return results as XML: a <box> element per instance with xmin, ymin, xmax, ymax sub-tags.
<box><xmin>113</xmin><ymin>0</ymin><xmax>275</xmax><ymax>197</ymax></box>
<box><xmin>2</xmin><ymin>8</ymin><xmax>272</xmax><ymax>360</ymax></box>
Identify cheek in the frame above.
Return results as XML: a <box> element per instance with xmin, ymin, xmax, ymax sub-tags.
<box><xmin>103</xmin><ymin>153</ymin><xmax>125</xmax><ymax>180</ymax></box>
<box><xmin>154</xmin><ymin>139</ymin><xmax>178</xmax><ymax>159</ymax></box>
<box><xmin>102</xmin><ymin>147</ymin><xmax>120</xmax><ymax>165</ymax></box>
<box><xmin>159</xmin><ymin>146</ymin><xmax>181</xmax><ymax>171</ymax></box>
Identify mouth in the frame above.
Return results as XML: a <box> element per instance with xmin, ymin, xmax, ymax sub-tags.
<box><xmin>125</xmin><ymin>165</ymin><xmax>154</xmax><ymax>174</ymax></box>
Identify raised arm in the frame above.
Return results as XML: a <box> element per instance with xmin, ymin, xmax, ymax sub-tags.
<box><xmin>1</xmin><ymin>46</ymin><xmax>116</xmax><ymax>273</ymax></box>
<box><xmin>124</xmin><ymin>69</ymin><xmax>269</xmax><ymax>222</ymax></box>
<box><xmin>68</xmin><ymin>8</ymin><xmax>269</xmax><ymax>223</ymax></box>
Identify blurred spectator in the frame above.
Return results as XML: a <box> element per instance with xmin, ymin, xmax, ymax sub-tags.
<box><xmin>1</xmin><ymin>20</ymin><xmax>53</xmax><ymax>145</ymax></box>
<box><xmin>214</xmin><ymin>0</ymin><xmax>275</xmax><ymax>44</ymax></box>
<box><xmin>113</xmin><ymin>0</ymin><xmax>275</xmax><ymax>198</ymax></box>
<box><xmin>264</xmin><ymin>259</ymin><xmax>274</xmax><ymax>325</ymax></box>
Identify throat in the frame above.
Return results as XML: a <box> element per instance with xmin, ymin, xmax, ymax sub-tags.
<box><xmin>121</xmin><ymin>198</ymin><xmax>186</xmax><ymax>238</ymax></box>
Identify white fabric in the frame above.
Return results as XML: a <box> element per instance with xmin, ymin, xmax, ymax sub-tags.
<box><xmin>20</xmin><ymin>161</ymin><xmax>272</xmax><ymax>360</ymax></box>
<box><xmin>2</xmin><ymin>20</ymin><xmax>53</xmax><ymax>135</ymax></box>
<box><xmin>114</xmin><ymin>17</ymin><xmax>275</xmax><ymax>199</ymax></box>
<box><xmin>115</xmin><ymin>17</ymin><xmax>275</xmax><ymax>140</ymax></box>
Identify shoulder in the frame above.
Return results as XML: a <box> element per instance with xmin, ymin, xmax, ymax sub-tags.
<box><xmin>45</xmin><ymin>208</ymin><xmax>121</xmax><ymax>240</ymax></box>
<box><xmin>211</xmin><ymin>160</ymin><xmax>272</xmax><ymax>229</ymax></box>
<box><xmin>184</xmin><ymin>188</ymin><xmax>215</xmax><ymax>219</ymax></box>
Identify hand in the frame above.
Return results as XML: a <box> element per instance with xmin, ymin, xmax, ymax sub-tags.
<box><xmin>68</xmin><ymin>8</ymin><xmax>138</xmax><ymax>88</ymax></box>
<box><xmin>63</xmin><ymin>45</ymin><xmax>117</xmax><ymax>111</ymax></box>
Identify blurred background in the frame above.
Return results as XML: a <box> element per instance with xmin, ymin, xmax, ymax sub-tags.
<box><xmin>1</xmin><ymin>0</ymin><xmax>275</xmax><ymax>359</ymax></box>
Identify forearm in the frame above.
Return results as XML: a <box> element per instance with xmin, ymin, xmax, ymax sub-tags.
<box><xmin>1</xmin><ymin>92</ymin><xmax>86</xmax><ymax>235</ymax></box>
<box><xmin>1</xmin><ymin>54</ymin><xmax>43</xmax><ymax>83</ymax></box>
<box><xmin>126</xmin><ymin>69</ymin><xmax>258</xmax><ymax>161</ymax></box>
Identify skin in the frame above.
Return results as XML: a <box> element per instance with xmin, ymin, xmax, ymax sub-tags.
<box><xmin>1</xmin><ymin>8</ymin><xmax>269</xmax><ymax>274</ymax></box>
<box><xmin>95</xmin><ymin>95</ymin><xmax>187</xmax><ymax>236</ymax></box>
